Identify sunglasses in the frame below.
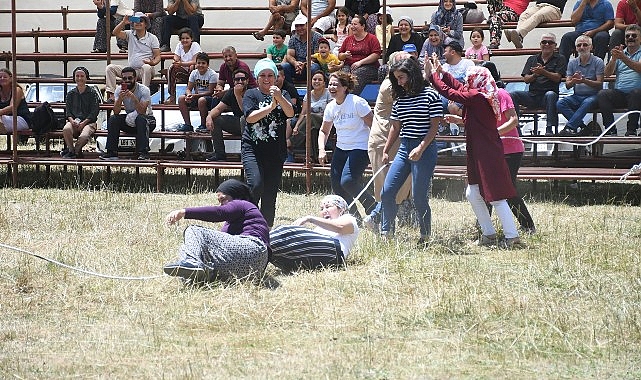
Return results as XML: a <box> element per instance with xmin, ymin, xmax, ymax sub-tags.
<box><xmin>575</xmin><ymin>43</ymin><xmax>590</xmax><ymax>47</ymax></box>
<box><xmin>540</xmin><ymin>40</ymin><xmax>556</xmax><ymax>45</ymax></box>
<box><xmin>233</xmin><ymin>77</ymin><xmax>247</xmax><ymax>82</ymax></box>
<box><xmin>625</xmin><ymin>34</ymin><xmax>639</xmax><ymax>39</ymax></box>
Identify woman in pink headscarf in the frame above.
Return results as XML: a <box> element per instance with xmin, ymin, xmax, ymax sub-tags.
<box><xmin>426</xmin><ymin>57</ymin><xmax>520</xmax><ymax>247</ymax></box>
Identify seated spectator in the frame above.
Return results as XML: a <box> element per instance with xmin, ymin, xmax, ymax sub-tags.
<box><xmin>465</xmin><ymin>27</ymin><xmax>490</xmax><ymax>64</ymax></box>
<box><xmin>163</xmin><ymin>179</ymin><xmax>269</xmax><ymax>284</ymax></box>
<box><xmin>486</xmin><ymin>0</ymin><xmax>530</xmax><ymax>49</ymax></box>
<box><xmin>504</xmin><ymin>0</ymin><xmax>568</xmax><ymax>49</ymax></box>
<box><xmin>418</xmin><ymin>24</ymin><xmax>445</xmax><ymax>66</ymax></box>
<box><xmin>440</xmin><ymin>41</ymin><xmax>475</xmax><ymax>125</ymax></box>
<box><xmin>160</xmin><ymin>0</ymin><xmax>204</xmax><ymax>52</ymax></box>
<box><xmin>266</xmin><ymin>29</ymin><xmax>289</xmax><ymax>64</ymax></box>
<box><xmin>203</xmin><ymin>68</ymin><xmax>251</xmax><ymax>162</ymax></box>
<box><xmin>0</xmin><ymin>68</ymin><xmax>31</xmax><ymax>133</ymax></box>
<box><xmin>375</xmin><ymin>6</ymin><xmax>393</xmax><ymax>52</ymax></box>
<box><xmin>215</xmin><ymin>46</ymin><xmax>258</xmax><ymax>99</ymax></box>
<box><xmin>105</xmin><ymin>13</ymin><xmax>160</xmax><ymax>103</ymax></box>
<box><xmin>164</xmin><ymin>27</ymin><xmax>202</xmax><ymax>105</ymax></box>
<box><xmin>345</xmin><ymin>0</ymin><xmax>380</xmax><ymax>34</ymax></box>
<box><xmin>100</xmin><ymin>67</ymin><xmax>154</xmax><ymax>160</ymax></box>
<box><xmin>339</xmin><ymin>15</ymin><xmax>382</xmax><ymax>95</ymax></box>
<box><xmin>311</xmin><ymin>38</ymin><xmax>344</xmax><ymax>77</ymax></box>
<box><xmin>300</xmin><ymin>0</ymin><xmax>336</xmax><ymax>34</ymax></box>
<box><xmin>92</xmin><ymin>0</ymin><xmax>127</xmax><ymax>53</ymax></box>
<box><xmin>269</xmin><ymin>195</ymin><xmax>359</xmax><ymax>272</ymax></box>
<box><xmin>430</xmin><ymin>0</ymin><xmax>464</xmax><ymax>47</ymax></box>
<box><xmin>134</xmin><ymin>0</ymin><xmax>165</xmax><ymax>42</ymax></box>
<box><xmin>61</xmin><ymin>67</ymin><xmax>101</xmax><ymax>159</ymax></box>
<box><xmin>177</xmin><ymin>52</ymin><xmax>218</xmax><ymax>132</ymax></box>
<box><xmin>331</xmin><ymin>6</ymin><xmax>352</xmax><ymax>55</ymax></box>
<box><xmin>557</xmin><ymin>35</ymin><xmax>604</xmax><ymax>136</ymax></box>
<box><xmin>509</xmin><ymin>33</ymin><xmax>567</xmax><ymax>136</ymax></box>
<box><xmin>288</xmin><ymin>70</ymin><xmax>332</xmax><ymax>162</ymax></box>
<box><xmin>559</xmin><ymin>0</ymin><xmax>613</xmax><ymax>60</ymax></box>
<box><xmin>252</xmin><ymin>0</ymin><xmax>300</xmax><ymax>41</ymax></box>
<box><xmin>610</xmin><ymin>0</ymin><xmax>641</xmax><ymax>49</ymax></box>
<box><xmin>597</xmin><ymin>24</ymin><xmax>641</xmax><ymax>136</ymax></box>
<box><xmin>384</xmin><ymin>16</ymin><xmax>424</xmax><ymax>63</ymax></box>
<box><xmin>282</xmin><ymin>15</ymin><xmax>323</xmax><ymax>83</ymax></box>
<box><xmin>276</xmin><ymin>64</ymin><xmax>302</xmax><ymax>115</ymax></box>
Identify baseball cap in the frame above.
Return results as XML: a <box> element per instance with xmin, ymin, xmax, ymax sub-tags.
<box><xmin>402</xmin><ymin>44</ymin><xmax>417</xmax><ymax>53</ymax></box>
<box><xmin>293</xmin><ymin>14</ymin><xmax>308</xmax><ymax>25</ymax></box>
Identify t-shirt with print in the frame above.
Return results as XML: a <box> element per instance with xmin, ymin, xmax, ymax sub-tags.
<box><xmin>189</xmin><ymin>67</ymin><xmax>218</xmax><ymax>94</ymax></box>
<box><xmin>242</xmin><ymin>87</ymin><xmax>293</xmax><ymax>145</ymax></box>
<box><xmin>323</xmin><ymin>93</ymin><xmax>371</xmax><ymax>151</ymax></box>
<box><xmin>267</xmin><ymin>44</ymin><xmax>289</xmax><ymax>63</ymax></box>
<box><xmin>465</xmin><ymin>45</ymin><xmax>489</xmax><ymax>61</ymax></box>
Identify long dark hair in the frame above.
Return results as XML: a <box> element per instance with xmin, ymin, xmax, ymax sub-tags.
<box><xmin>389</xmin><ymin>57</ymin><xmax>426</xmax><ymax>98</ymax></box>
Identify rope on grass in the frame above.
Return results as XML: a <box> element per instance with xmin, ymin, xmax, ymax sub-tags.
<box><xmin>0</xmin><ymin>242</ymin><xmax>164</xmax><ymax>281</ymax></box>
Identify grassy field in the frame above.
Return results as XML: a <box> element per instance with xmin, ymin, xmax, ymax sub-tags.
<box><xmin>0</xmin><ymin>171</ymin><xmax>640</xmax><ymax>379</ymax></box>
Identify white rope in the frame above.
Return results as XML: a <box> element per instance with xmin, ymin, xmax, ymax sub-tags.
<box><xmin>620</xmin><ymin>162</ymin><xmax>641</xmax><ymax>182</ymax></box>
<box><xmin>0</xmin><ymin>242</ymin><xmax>164</xmax><ymax>280</ymax></box>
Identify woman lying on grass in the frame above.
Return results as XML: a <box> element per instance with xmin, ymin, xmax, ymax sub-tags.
<box><xmin>269</xmin><ymin>195</ymin><xmax>359</xmax><ymax>272</ymax></box>
<box><xmin>163</xmin><ymin>179</ymin><xmax>270</xmax><ymax>284</ymax></box>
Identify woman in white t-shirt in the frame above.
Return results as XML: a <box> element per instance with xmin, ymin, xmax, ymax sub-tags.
<box><xmin>164</xmin><ymin>27</ymin><xmax>202</xmax><ymax>104</ymax></box>
<box><xmin>319</xmin><ymin>71</ymin><xmax>376</xmax><ymax>219</ymax></box>
<box><xmin>270</xmin><ymin>195</ymin><xmax>359</xmax><ymax>271</ymax></box>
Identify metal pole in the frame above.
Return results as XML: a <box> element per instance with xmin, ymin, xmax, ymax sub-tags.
<box><xmin>304</xmin><ymin>15</ymin><xmax>312</xmax><ymax>194</ymax></box>
<box><xmin>11</xmin><ymin>0</ymin><xmax>18</xmax><ymax>186</ymax></box>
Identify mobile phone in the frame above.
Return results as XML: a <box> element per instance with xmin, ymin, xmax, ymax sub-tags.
<box><xmin>121</xmin><ymin>82</ymin><xmax>127</xmax><ymax>91</ymax></box>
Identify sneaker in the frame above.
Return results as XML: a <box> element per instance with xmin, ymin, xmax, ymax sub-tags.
<box><xmin>576</xmin><ymin>125</ymin><xmax>592</xmax><ymax>136</ymax></box>
<box><xmin>252</xmin><ymin>31</ymin><xmax>265</xmax><ymax>41</ymax></box>
<box><xmin>586</xmin><ymin>121</ymin><xmax>601</xmax><ymax>136</ymax></box>
<box><xmin>205</xmin><ymin>153</ymin><xmax>227</xmax><ymax>162</ymax></box>
<box><xmin>63</xmin><ymin>151</ymin><xmax>76</xmax><ymax>159</ymax></box>
<box><xmin>99</xmin><ymin>152</ymin><xmax>119</xmax><ymax>160</ymax></box>
<box><xmin>499</xmin><ymin>237</ymin><xmax>522</xmax><ymax>249</ymax></box>
<box><xmin>160</xmin><ymin>45</ymin><xmax>171</xmax><ymax>52</ymax></box>
<box><xmin>544</xmin><ymin>130</ymin><xmax>554</xmax><ymax>137</ymax></box>
<box><xmin>476</xmin><ymin>234</ymin><xmax>497</xmax><ymax>247</ymax></box>
<box><xmin>163</xmin><ymin>261</ymin><xmax>208</xmax><ymax>283</ymax></box>
<box><xmin>59</xmin><ymin>148</ymin><xmax>69</xmax><ymax>157</ymax></box>
<box><xmin>118</xmin><ymin>47</ymin><xmax>127</xmax><ymax>53</ymax></box>
<box><xmin>606</xmin><ymin>127</ymin><xmax>618</xmax><ymax>136</ymax></box>
<box><xmin>194</xmin><ymin>125</ymin><xmax>209</xmax><ymax>134</ymax></box>
<box><xmin>558</xmin><ymin>127</ymin><xmax>576</xmax><ymax>136</ymax></box>
<box><xmin>625</xmin><ymin>129</ymin><xmax>638</xmax><ymax>137</ymax></box>
<box><xmin>137</xmin><ymin>152</ymin><xmax>150</xmax><ymax>160</ymax></box>
<box><xmin>362</xmin><ymin>215</ymin><xmax>378</xmax><ymax>231</ymax></box>
<box><xmin>176</xmin><ymin>124</ymin><xmax>194</xmax><ymax>132</ymax></box>
<box><xmin>489</xmin><ymin>42</ymin><xmax>500</xmax><ymax>50</ymax></box>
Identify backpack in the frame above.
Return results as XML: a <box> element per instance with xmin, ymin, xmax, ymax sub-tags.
<box><xmin>31</xmin><ymin>101</ymin><xmax>57</xmax><ymax>135</ymax></box>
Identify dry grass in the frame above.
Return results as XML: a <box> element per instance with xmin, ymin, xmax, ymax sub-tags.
<box><xmin>0</xmin><ymin>178</ymin><xmax>640</xmax><ymax>379</ymax></box>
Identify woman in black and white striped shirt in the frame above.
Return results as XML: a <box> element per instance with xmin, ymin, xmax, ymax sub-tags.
<box><xmin>380</xmin><ymin>57</ymin><xmax>443</xmax><ymax>246</ymax></box>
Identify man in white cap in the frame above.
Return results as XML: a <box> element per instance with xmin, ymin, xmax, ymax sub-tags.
<box><xmin>105</xmin><ymin>12</ymin><xmax>161</xmax><ymax>103</ymax></box>
<box><xmin>300</xmin><ymin>0</ymin><xmax>336</xmax><ymax>33</ymax></box>
<box><xmin>282</xmin><ymin>14</ymin><xmax>323</xmax><ymax>83</ymax></box>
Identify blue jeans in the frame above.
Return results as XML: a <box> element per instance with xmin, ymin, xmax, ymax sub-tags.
<box><xmin>510</xmin><ymin>90</ymin><xmax>559</xmax><ymax>133</ymax></box>
<box><xmin>381</xmin><ymin>138</ymin><xmax>438</xmax><ymax>237</ymax></box>
<box><xmin>280</xmin><ymin>61</ymin><xmax>321</xmax><ymax>83</ymax></box>
<box><xmin>330</xmin><ymin>147</ymin><xmax>376</xmax><ymax>217</ymax></box>
<box><xmin>560</xmin><ymin>30</ymin><xmax>610</xmax><ymax>60</ymax></box>
<box><xmin>556</xmin><ymin>94</ymin><xmax>597</xmax><ymax>130</ymax></box>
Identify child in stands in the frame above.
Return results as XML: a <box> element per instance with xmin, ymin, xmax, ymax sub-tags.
<box><xmin>330</xmin><ymin>7</ymin><xmax>352</xmax><ymax>55</ymax></box>
<box><xmin>465</xmin><ymin>27</ymin><xmax>490</xmax><ymax>64</ymax></box>
<box><xmin>177</xmin><ymin>52</ymin><xmax>218</xmax><ymax>132</ymax></box>
<box><xmin>311</xmin><ymin>38</ymin><xmax>343</xmax><ymax>77</ymax></box>
<box><xmin>266</xmin><ymin>29</ymin><xmax>289</xmax><ymax>64</ymax></box>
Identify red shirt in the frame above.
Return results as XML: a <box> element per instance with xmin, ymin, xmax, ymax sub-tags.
<box><xmin>339</xmin><ymin>33</ymin><xmax>381</xmax><ymax>67</ymax></box>
<box><xmin>616</xmin><ymin>0</ymin><xmax>640</xmax><ymax>25</ymax></box>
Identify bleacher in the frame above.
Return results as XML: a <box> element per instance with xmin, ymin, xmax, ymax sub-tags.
<box><xmin>0</xmin><ymin>2</ymin><xmax>639</xmax><ymax>190</ymax></box>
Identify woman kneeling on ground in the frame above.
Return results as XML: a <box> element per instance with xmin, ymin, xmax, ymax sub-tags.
<box><xmin>163</xmin><ymin>179</ymin><xmax>270</xmax><ymax>284</ymax></box>
<box><xmin>270</xmin><ymin>195</ymin><xmax>359</xmax><ymax>272</ymax></box>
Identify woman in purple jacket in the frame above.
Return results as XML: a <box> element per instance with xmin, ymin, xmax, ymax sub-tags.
<box><xmin>163</xmin><ymin>179</ymin><xmax>270</xmax><ymax>284</ymax></box>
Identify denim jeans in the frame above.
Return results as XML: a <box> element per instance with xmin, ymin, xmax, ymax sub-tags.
<box><xmin>330</xmin><ymin>147</ymin><xmax>376</xmax><ymax>218</ymax></box>
<box><xmin>559</xmin><ymin>30</ymin><xmax>610</xmax><ymax>60</ymax></box>
<box><xmin>106</xmin><ymin>113</ymin><xmax>150</xmax><ymax>154</ymax></box>
<box><xmin>510</xmin><ymin>90</ymin><xmax>559</xmax><ymax>133</ymax></box>
<box><xmin>381</xmin><ymin>138</ymin><xmax>438</xmax><ymax>237</ymax></box>
<box><xmin>280</xmin><ymin>61</ymin><xmax>321</xmax><ymax>84</ymax></box>
<box><xmin>556</xmin><ymin>94</ymin><xmax>597</xmax><ymax>130</ymax></box>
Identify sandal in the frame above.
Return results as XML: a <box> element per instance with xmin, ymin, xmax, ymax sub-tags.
<box><xmin>252</xmin><ymin>31</ymin><xmax>264</xmax><ymax>41</ymax></box>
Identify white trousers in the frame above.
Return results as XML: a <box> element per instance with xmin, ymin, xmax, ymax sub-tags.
<box><xmin>466</xmin><ymin>184</ymin><xmax>519</xmax><ymax>239</ymax></box>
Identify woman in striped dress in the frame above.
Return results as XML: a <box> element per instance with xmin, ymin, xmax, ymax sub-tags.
<box><xmin>380</xmin><ymin>57</ymin><xmax>443</xmax><ymax>246</ymax></box>
<box><xmin>269</xmin><ymin>195</ymin><xmax>359</xmax><ymax>272</ymax></box>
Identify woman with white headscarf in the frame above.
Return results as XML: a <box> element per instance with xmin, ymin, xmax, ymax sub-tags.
<box><xmin>269</xmin><ymin>195</ymin><xmax>359</xmax><ymax>272</ymax></box>
<box><xmin>427</xmin><ymin>57</ymin><xmax>520</xmax><ymax>248</ymax></box>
